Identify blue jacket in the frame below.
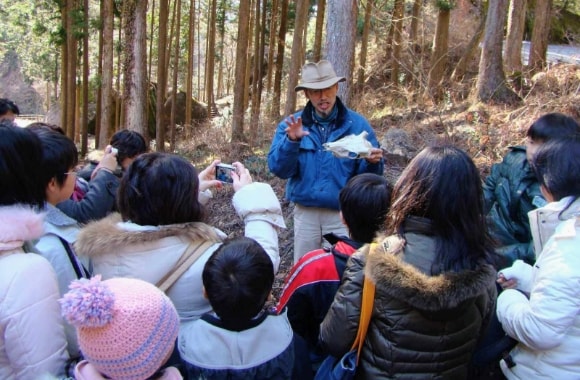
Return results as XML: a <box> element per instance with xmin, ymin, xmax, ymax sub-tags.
<box><xmin>268</xmin><ymin>98</ymin><xmax>383</xmax><ymax>210</ymax></box>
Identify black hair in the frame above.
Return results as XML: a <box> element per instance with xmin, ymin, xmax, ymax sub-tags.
<box><xmin>29</xmin><ymin>127</ymin><xmax>79</xmax><ymax>188</ymax></box>
<box><xmin>110</xmin><ymin>130</ymin><xmax>147</xmax><ymax>167</ymax></box>
<box><xmin>203</xmin><ymin>237</ymin><xmax>274</xmax><ymax>329</ymax></box>
<box><xmin>0</xmin><ymin>120</ymin><xmax>46</xmax><ymax>208</ymax></box>
<box><xmin>0</xmin><ymin>98</ymin><xmax>20</xmax><ymax>117</ymax></box>
<box><xmin>339</xmin><ymin>173</ymin><xmax>392</xmax><ymax>243</ymax></box>
<box><xmin>118</xmin><ymin>152</ymin><xmax>204</xmax><ymax>225</ymax></box>
<box><xmin>387</xmin><ymin>145</ymin><xmax>494</xmax><ymax>273</ymax></box>
<box><xmin>526</xmin><ymin>113</ymin><xmax>580</xmax><ymax>142</ymax></box>
<box><xmin>531</xmin><ymin>137</ymin><xmax>580</xmax><ymax>214</ymax></box>
<box><xmin>27</xmin><ymin>122</ymin><xmax>66</xmax><ymax>136</ymax></box>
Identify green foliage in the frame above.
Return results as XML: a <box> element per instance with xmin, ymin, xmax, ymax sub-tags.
<box><xmin>435</xmin><ymin>0</ymin><xmax>456</xmax><ymax>11</ymax></box>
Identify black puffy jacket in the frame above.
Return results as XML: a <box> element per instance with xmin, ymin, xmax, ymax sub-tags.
<box><xmin>319</xmin><ymin>217</ymin><xmax>497</xmax><ymax>379</ymax></box>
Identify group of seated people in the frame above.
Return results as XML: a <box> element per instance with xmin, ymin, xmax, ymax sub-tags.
<box><xmin>1</xmin><ymin>108</ymin><xmax>579</xmax><ymax>380</ymax></box>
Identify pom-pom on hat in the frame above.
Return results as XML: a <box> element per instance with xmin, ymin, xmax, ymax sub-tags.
<box><xmin>60</xmin><ymin>276</ymin><xmax>179</xmax><ymax>380</ymax></box>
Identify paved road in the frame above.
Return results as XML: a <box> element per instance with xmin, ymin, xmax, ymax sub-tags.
<box><xmin>521</xmin><ymin>40</ymin><xmax>580</xmax><ymax>65</ymax></box>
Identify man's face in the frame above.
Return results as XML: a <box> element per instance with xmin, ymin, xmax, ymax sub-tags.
<box><xmin>304</xmin><ymin>84</ymin><xmax>338</xmax><ymax>118</ymax></box>
<box><xmin>0</xmin><ymin>111</ymin><xmax>16</xmax><ymax>122</ymax></box>
<box><xmin>525</xmin><ymin>136</ymin><xmax>543</xmax><ymax>164</ymax></box>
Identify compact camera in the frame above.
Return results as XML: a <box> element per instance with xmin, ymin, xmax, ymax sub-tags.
<box><xmin>215</xmin><ymin>163</ymin><xmax>235</xmax><ymax>183</ymax></box>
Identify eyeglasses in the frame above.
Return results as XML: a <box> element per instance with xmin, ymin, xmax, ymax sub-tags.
<box><xmin>64</xmin><ymin>167</ymin><xmax>79</xmax><ymax>176</ymax></box>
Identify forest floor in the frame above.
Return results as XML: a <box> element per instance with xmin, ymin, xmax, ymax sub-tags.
<box><xmin>188</xmin><ymin>61</ymin><xmax>580</xmax><ymax>301</ymax></box>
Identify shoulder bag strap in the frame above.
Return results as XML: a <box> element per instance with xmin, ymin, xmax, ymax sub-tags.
<box><xmin>156</xmin><ymin>240</ymin><xmax>216</xmax><ymax>293</ymax></box>
<box><xmin>58</xmin><ymin>236</ymin><xmax>90</xmax><ymax>279</ymax></box>
<box><xmin>350</xmin><ymin>243</ymin><xmax>377</xmax><ymax>364</ymax></box>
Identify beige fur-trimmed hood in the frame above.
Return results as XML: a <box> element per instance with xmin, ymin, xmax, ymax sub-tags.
<box><xmin>362</xmin><ymin>238</ymin><xmax>497</xmax><ymax>312</ymax></box>
<box><xmin>75</xmin><ymin>213</ymin><xmax>222</xmax><ymax>259</ymax></box>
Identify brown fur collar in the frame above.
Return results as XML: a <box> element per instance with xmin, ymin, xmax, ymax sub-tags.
<box><xmin>75</xmin><ymin>213</ymin><xmax>222</xmax><ymax>258</ymax></box>
<box><xmin>363</xmin><ymin>238</ymin><xmax>496</xmax><ymax>311</ymax></box>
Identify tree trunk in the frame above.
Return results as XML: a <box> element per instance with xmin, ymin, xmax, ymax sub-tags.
<box><xmin>476</xmin><ymin>0</ymin><xmax>520</xmax><ymax>104</ymax></box>
<box><xmin>284</xmin><ymin>0</ymin><xmax>309</xmax><ymax>115</ymax></box>
<box><xmin>81</xmin><ymin>0</ymin><xmax>89</xmax><ymax>155</ymax></box>
<box><xmin>170</xmin><ymin>0</ymin><xmax>181</xmax><ymax>151</ymax></box>
<box><xmin>325</xmin><ymin>0</ymin><xmax>357</xmax><ymax>104</ymax></box>
<box><xmin>391</xmin><ymin>0</ymin><xmax>405</xmax><ymax>88</ymax></box>
<box><xmin>231</xmin><ymin>0</ymin><xmax>251</xmax><ymax>142</ymax></box>
<box><xmin>266</xmin><ymin>0</ymin><xmax>279</xmax><ymax>93</ymax></box>
<box><xmin>243</xmin><ymin>0</ymin><xmax>255</xmax><ymax>114</ymax></box>
<box><xmin>95</xmin><ymin>0</ymin><xmax>104</xmax><ymax>147</ymax></box>
<box><xmin>313</xmin><ymin>0</ymin><xmax>326</xmax><ymax>62</ymax></box>
<box><xmin>357</xmin><ymin>0</ymin><xmax>373</xmax><ymax>92</ymax></box>
<box><xmin>409</xmin><ymin>0</ymin><xmax>422</xmax><ymax>51</ymax></box>
<box><xmin>206</xmin><ymin>0</ymin><xmax>217</xmax><ymax>113</ymax></box>
<box><xmin>451</xmin><ymin>2</ymin><xmax>486</xmax><ymax>82</ymax></box>
<box><xmin>270</xmin><ymin>0</ymin><xmax>288</xmax><ymax>118</ymax></box>
<box><xmin>505</xmin><ymin>0</ymin><xmax>527</xmax><ymax>73</ymax></box>
<box><xmin>185</xmin><ymin>0</ymin><xmax>195</xmax><ymax>135</ymax></box>
<box><xmin>122</xmin><ymin>0</ymin><xmax>148</xmax><ymax>140</ymax></box>
<box><xmin>65</xmin><ymin>0</ymin><xmax>78</xmax><ymax>140</ymax></box>
<box><xmin>156</xmin><ymin>0</ymin><xmax>170</xmax><ymax>151</ymax></box>
<box><xmin>99</xmin><ymin>0</ymin><xmax>115</xmax><ymax>148</ymax></box>
<box><xmin>217</xmin><ymin>0</ymin><xmax>226</xmax><ymax>98</ymax></box>
<box><xmin>529</xmin><ymin>0</ymin><xmax>552</xmax><ymax>73</ymax></box>
<box><xmin>425</xmin><ymin>8</ymin><xmax>450</xmax><ymax>100</ymax></box>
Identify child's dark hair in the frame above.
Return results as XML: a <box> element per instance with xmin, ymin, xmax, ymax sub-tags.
<box><xmin>532</xmin><ymin>137</ymin><xmax>580</xmax><ymax>213</ymax></box>
<box><xmin>0</xmin><ymin>120</ymin><xmax>45</xmax><ymax>208</ymax></box>
<box><xmin>110</xmin><ymin>130</ymin><xmax>147</xmax><ymax>166</ymax></box>
<box><xmin>340</xmin><ymin>173</ymin><xmax>392</xmax><ymax>243</ymax></box>
<box><xmin>203</xmin><ymin>237</ymin><xmax>274</xmax><ymax>329</ymax></box>
<box><xmin>118</xmin><ymin>152</ymin><xmax>204</xmax><ymax>225</ymax></box>
<box><xmin>27</xmin><ymin>122</ymin><xmax>66</xmax><ymax>136</ymax></box>
<box><xmin>526</xmin><ymin>113</ymin><xmax>580</xmax><ymax>142</ymax></box>
<box><xmin>30</xmin><ymin>127</ymin><xmax>79</xmax><ymax>188</ymax></box>
<box><xmin>387</xmin><ymin>145</ymin><xmax>494</xmax><ymax>273</ymax></box>
<box><xmin>0</xmin><ymin>98</ymin><xmax>20</xmax><ymax>117</ymax></box>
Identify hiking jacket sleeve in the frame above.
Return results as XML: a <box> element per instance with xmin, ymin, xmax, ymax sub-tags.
<box><xmin>56</xmin><ymin>169</ymin><xmax>119</xmax><ymax>224</ymax></box>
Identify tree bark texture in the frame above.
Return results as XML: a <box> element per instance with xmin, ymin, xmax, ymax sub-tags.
<box><xmin>231</xmin><ymin>0</ymin><xmax>251</xmax><ymax>141</ymax></box>
<box><xmin>529</xmin><ymin>0</ymin><xmax>552</xmax><ymax>72</ymax></box>
<box><xmin>325</xmin><ymin>0</ymin><xmax>357</xmax><ymax>104</ymax></box>
<box><xmin>476</xmin><ymin>0</ymin><xmax>520</xmax><ymax>104</ymax></box>
<box><xmin>270</xmin><ymin>0</ymin><xmax>289</xmax><ymax>118</ymax></box>
<box><xmin>391</xmin><ymin>0</ymin><xmax>405</xmax><ymax>88</ymax></box>
<box><xmin>122</xmin><ymin>0</ymin><xmax>148</xmax><ymax>139</ymax></box>
<box><xmin>505</xmin><ymin>0</ymin><xmax>527</xmax><ymax>73</ymax></box>
<box><xmin>185</xmin><ymin>0</ymin><xmax>195</xmax><ymax>134</ymax></box>
<box><xmin>357</xmin><ymin>0</ymin><xmax>373</xmax><ymax>92</ymax></box>
<box><xmin>155</xmin><ymin>0</ymin><xmax>169</xmax><ymax>151</ymax></box>
<box><xmin>451</xmin><ymin>4</ymin><xmax>486</xmax><ymax>82</ymax></box>
<box><xmin>170</xmin><ymin>0</ymin><xmax>182</xmax><ymax>151</ymax></box>
<box><xmin>284</xmin><ymin>0</ymin><xmax>309</xmax><ymax>115</ymax></box>
<box><xmin>425</xmin><ymin>8</ymin><xmax>450</xmax><ymax>100</ymax></box>
<box><xmin>313</xmin><ymin>0</ymin><xmax>326</xmax><ymax>62</ymax></box>
<box><xmin>99</xmin><ymin>0</ymin><xmax>114</xmax><ymax>148</ymax></box>
<box><xmin>409</xmin><ymin>0</ymin><xmax>422</xmax><ymax>51</ymax></box>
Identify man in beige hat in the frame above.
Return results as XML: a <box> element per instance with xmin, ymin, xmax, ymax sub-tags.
<box><xmin>268</xmin><ymin>60</ymin><xmax>384</xmax><ymax>263</ymax></box>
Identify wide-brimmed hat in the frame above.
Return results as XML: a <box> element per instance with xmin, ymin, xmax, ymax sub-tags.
<box><xmin>295</xmin><ymin>60</ymin><xmax>346</xmax><ymax>91</ymax></box>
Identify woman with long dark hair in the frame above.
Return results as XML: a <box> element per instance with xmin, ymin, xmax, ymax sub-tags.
<box><xmin>320</xmin><ymin>145</ymin><xmax>497</xmax><ymax>379</ymax></box>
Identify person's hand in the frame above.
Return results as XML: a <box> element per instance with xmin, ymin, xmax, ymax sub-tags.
<box><xmin>497</xmin><ymin>273</ymin><xmax>518</xmax><ymax>290</ymax></box>
<box><xmin>91</xmin><ymin>145</ymin><xmax>118</xmax><ymax>180</ymax></box>
<box><xmin>198</xmin><ymin>159</ymin><xmax>222</xmax><ymax>192</ymax></box>
<box><xmin>284</xmin><ymin>115</ymin><xmax>310</xmax><ymax>141</ymax></box>
<box><xmin>231</xmin><ymin>162</ymin><xmax>252</xmax><ymax>192</ymax></box>
<box><xmin>365</xmin><ymin>148</ymin><xmax>383</xmax><ymax>164</ymax></box>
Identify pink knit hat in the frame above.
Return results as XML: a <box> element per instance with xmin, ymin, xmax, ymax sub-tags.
<box><xmin>60</xmin><ymin>276</ymin><xmax>179</xmax><ymax>380</ymax></box>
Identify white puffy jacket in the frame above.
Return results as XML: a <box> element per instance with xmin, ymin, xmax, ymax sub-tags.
<box><xmin>497</xmin><ymin>198</ymin><xmax>580</xmax><ymax>379</ymax></box>
<box><xmin>75</xmin><ymin>182</ymin><xmax>285</xmax><ymax>322</ymax></box>
<box><xmin>0</xmin><ymin>206</ymin><xmax>69</xmax><ymax>379</ymax></box>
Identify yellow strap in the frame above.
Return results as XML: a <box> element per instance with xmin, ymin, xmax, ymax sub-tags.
<box><xmin>350</xmin><ymin>243</ymin><xmax>377</xmax><ymax>364</ymax></box>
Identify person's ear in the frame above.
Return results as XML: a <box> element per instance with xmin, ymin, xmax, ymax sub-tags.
<box><xmin>303</xmin><ymin>89</ymin><xmax>311</xmax><ymax>100</ymax></box>
<box><xmin>202</xmin><ymin>286</ymin><xmax>208</xmax><ymax>300</ymax></box>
